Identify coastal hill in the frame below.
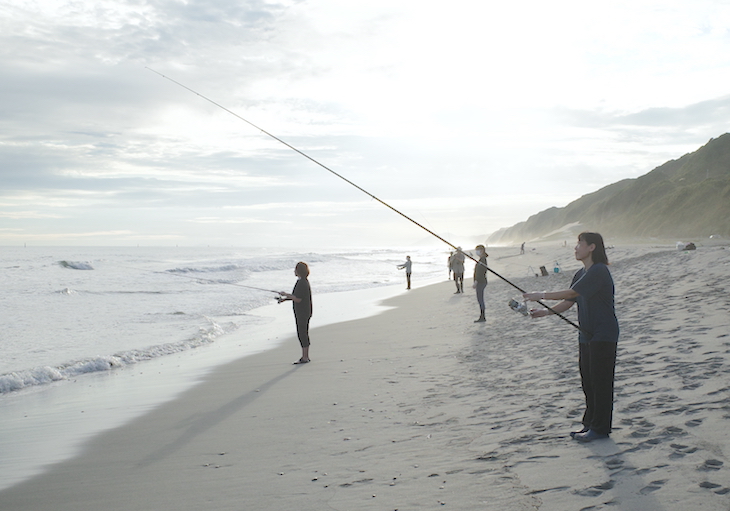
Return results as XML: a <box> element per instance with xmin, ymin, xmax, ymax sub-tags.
<box><xmin>488</xmin><ymin>133</ymin><xmax>730</xmax><ymax>245</ymax></box>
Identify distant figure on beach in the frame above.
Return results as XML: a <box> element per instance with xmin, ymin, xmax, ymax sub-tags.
<box><xmin>278</xmin><ymin>261</ymin><xmax>313</xmax><ymax>364</ymax></box>
<box><xmin>451</xmin><ymin>247</ymin><xmax>465</xmax><ymax>294</ymax></box>
<box><xmin>520</xmin><ymin>242</ymin><xmax>525</xmax><ymax>255</ymax></box>
<box><xmin>398</xmin><ymin>256</ymin><xmax>412</xmax><ymax>289</ymax></box>
<box><xmin>523</xmin><ymin>232</ymin><xmax>619</xmax><ymax>442</ymax></box>
<box><xmin>448</xmin><ymin>252</ymin><xmax>454</xmax><ymax>280</ymax></box>
<box><xmin>472</xmin><ymin>245</ymin><xmax>488</xmax><ymax>322</ymax></box>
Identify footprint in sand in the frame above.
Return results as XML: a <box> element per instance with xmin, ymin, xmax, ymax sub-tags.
<box><xmin>699</xmin><ymin>481</ymin><xmax>722</xmax><ymax>490</ymax></box>
<box><xmin>698</xmin><ymin>459</ymin><xmax>724</xmax><ymax>472</ymax></box>
<box><xmin>669</xmin><ymin>443</ymin><xmax>699</xmax><ymax>459</ymax></box>
<box><xmin>526</xmin><ymin>486</ymin><xmax>571</xmax><ymax>495</ymax></box>
<box><xmin>594</xmin><ymin>480</ymin><xmax>615</xmax><ymax>490</ymax></box>
<box><xmin>628</xmin><ymin>419</ymin><xmax>656</xmax><ymax>438</ymax></box>
<box><xmin>573</xmin><ymin>487</ymin><xmax>604</xmax><ymax>497</ymax></box>
<box><xmin>573</xmin><ymin>480</ymin><xmax>615</xmax><ymax>497</ymax></box>
<box><xmin>660</xmin><ymin>425</ymin><xmax>686</xmax><ymax>437</ymax></box>
<box><xmin>604</xmin><ymin>458</ymin><xmax>624</xmax><ymax>471</ymax></box>
<box><xmin>639</xmin><ymin>479</ymin><xmax>667</xmax><ymax>494</ymax></box>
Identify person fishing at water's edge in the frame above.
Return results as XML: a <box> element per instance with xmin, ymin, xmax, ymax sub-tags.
<box><xmin>397</xmin><ymin>255</ymin><xmax>412</xmax><ymax>290</ymax></box>
<box><xmin>278</xmin><ymin>262</ymin><xmax>313</xmax><ymax>365</ymax></box>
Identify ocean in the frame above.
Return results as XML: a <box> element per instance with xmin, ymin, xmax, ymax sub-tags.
<box><xmin>0</xmin><ymin>245</ymin><xmax>450</xmax><ymax>489</ymax></box>
<box><xmin>0</xmin><ymin>246</ymin><xmax>449</xmax><ymax>392</ymax></box>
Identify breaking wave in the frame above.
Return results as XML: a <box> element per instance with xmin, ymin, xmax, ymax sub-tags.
<box><xmin>59</xmin><ymin>260</ymin><xmax>94</xmax><ymax>270</ymax></box>
<box><xmin>0</xmin><ymin>319</ymin><xmax>230</xmax><ymax>394</ymax></box>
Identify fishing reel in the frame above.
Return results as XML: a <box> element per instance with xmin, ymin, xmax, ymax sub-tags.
<box><xmin>507</xmin><ymin>298</ymin><xmax>529</xmax><ymax>316</ymax></box>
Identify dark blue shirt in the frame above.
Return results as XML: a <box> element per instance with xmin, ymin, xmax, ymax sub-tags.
<box><xmin>292</xmin><ymin>277</ymin><xmax>312</xmax><ymax>318</ymax></box>
<box><xmin>473</xmin><ymin>256</ymin><xmax>488</xmax><ymax>284</ymax></box>
<box><xmin>569</xmin><ymin>263</ymin><xmax>619</xmax><ymax>343</ymax></box>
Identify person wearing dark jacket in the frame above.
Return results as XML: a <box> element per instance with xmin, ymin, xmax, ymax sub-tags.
<box><xmin>279</xmin><ymin>261</ymin><xmax>312</xmax><ymax>364</ymax></box>
<box><xmin>472</xmin><ymin>245</ymin><xmax>488</xmax><ymax>322</ymax></box>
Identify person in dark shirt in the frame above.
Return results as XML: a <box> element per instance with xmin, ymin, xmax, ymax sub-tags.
<box><xmin>523</xmin><ymin>232</ymin><xmax>619</xmax><ymax>442</ymax></box>
<box><xmin>398</xmin><ymin>256</ymin><xmax>412</xmax><ymax>289</ymax></box>
<box><xmin>472</xmin><ymin>245</ymin><xmax>488</xmax><ymax>322</ymax></box>
<box><xmin>278</xmin><ymin>261</ymin><xmax>313</xmax><ymax>364</ymax></box>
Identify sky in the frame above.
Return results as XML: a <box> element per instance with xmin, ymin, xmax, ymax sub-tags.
<box><xmin>1</xmin><ymin>0</ymin><xmax>729</xmax><ymax>248</ymax></box>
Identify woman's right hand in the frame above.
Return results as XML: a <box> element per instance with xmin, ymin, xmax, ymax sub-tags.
<box><xmin>523</xmin><ymin>292</ymin><xmax>544</xmax><ymax>301</ymax></box>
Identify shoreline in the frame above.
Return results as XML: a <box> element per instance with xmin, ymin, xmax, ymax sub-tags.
<box><xmin>0</xmin><ymin>279</ymin><xmax>434</xmax><ymax>493</ymax></box>
<box><xmin>2</xmin><ymin>243</ymin><xmax>729</xmax><ymax>510</ymax></box>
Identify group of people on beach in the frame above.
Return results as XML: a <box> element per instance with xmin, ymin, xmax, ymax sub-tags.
<box><xmin>280</xmin><ymin>232</ymin><xmax>618</xmax><ymax>443</ymax></box>
<box><xmin>447</xmin><ymin>246</ymin><xmax>488</xmax><ymax>322</ymax></box>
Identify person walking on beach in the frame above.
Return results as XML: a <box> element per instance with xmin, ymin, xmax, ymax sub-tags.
<box><xmin>398</xmin><ymin>256</ymin><xmax>412</xmax><ymax>290</ymax></box>
<box><xmin>520</xmin><ymin>242</ymin><xmax>525</xmax><ymax>255</ymax></box>
<box><xmin>523</xmin><ymin>232</ymin><xmax>619</xmax><ymax>442</ymax></box>
<box><xmin>451</xmin><ymin>247</ymin><xmax>465</xmax><ymax>294</ymax></box>
<box><xmin>278</xmin><ymin>261</ymin><xmax>312</xmax><ymax>364</ymax></box>
<box><xmin>472</xmin><ymin>245</ymin><xmax>488</xmax><ymax>322</ymax></box>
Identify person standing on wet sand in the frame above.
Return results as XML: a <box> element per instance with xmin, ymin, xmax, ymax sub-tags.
<box><xmin>398</xmin><ymin>255</ymin><xmax>412</xmax><ymax>289</ymax></box>
<box><xmin>523</xmin><ymin>232</ymin><xmax>619</xmax><ymax>442</ymax></box>
<box><xmin>472</xmin><ymin>245</ymin><xmax>488</xmax><ymax>322</ymax></box>
<box><xmin>451</xmin><ymin>247</ymin><xmax>465</xmax><ymax>294</ymax></box>
<box><xmin>278</xmin><ymin>261</ymin><xmax>313</xmax><ymax>364</ymax></box>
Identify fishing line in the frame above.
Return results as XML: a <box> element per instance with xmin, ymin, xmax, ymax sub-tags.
<box><xmin>146</xmin><ymin>68</ymin><xmax>581</xmax><ymax>332</ymax></box>
<box><xmin>119</xmin><ymin>264</ymin><xmax>283</xmax><ymax>295</ymax></box>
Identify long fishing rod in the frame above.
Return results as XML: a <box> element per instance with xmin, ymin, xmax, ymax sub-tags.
<box><xmin>147</xmin><ymin>68</ymin><xmax>581</xmax><ymax>332</ymax></box>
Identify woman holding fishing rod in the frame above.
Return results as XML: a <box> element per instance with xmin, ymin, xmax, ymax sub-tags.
<box><xmin>278</xmin><ymin>262</ymin><xmax>313</xmax><ymax>365</ymax></box>
<box><xmin>523</xmin><ymin>232</ymin><xmax>619</xmax><ymax>442</ymax></box>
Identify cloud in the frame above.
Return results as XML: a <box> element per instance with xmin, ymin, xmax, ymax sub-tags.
<box><xmin>2</xmin><ymin>0</ymin><xmax>730</xmax><ymax>246</ymax></box>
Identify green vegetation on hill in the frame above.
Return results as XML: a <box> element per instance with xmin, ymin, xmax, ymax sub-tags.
<box><xmin>489</xmin><ymin>134</ymin><xmax>730</xmax><ymax>244</ymax></box>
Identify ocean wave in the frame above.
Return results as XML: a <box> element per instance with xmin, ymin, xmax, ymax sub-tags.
<box><xmin>0</xmin><ymin>319</ymin><xmax>231</xmax><ymax>394</ymax></box>
<box><xmin>58</xmin><ymin>260</ymin><xmax>94</xmax><ymax>270</ymax></box>
<box><xmin>164</xmin><ymin>253</ymin><xmax>339</xmax><ymax>276</ymax></box>
<box><xmin>167</xmin><ymin>264</ymin><xmax>244</xmax><ymax>274</ymax></box>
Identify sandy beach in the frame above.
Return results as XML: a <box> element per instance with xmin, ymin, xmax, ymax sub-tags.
<box><xmin>1</xmin><ymin>242</ymin><xmax>729</xmax><ymax>510</ymax></box>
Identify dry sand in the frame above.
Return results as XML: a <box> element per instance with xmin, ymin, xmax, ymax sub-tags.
<box><xmin>1</xmin><ymin>242</ymin><xmax>729</xmax><ymax>510</ymax></box>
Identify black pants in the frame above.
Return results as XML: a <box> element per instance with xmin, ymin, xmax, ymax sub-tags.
<box><xmin>406</xmin><ymin>272</ymin><xmax>411</xmax><ymax>289</ymax></box>
<box><xmin>579</xmin><ymin>341</ymin><xmax>617</xmax><ymax>435</ymax></box>
<box><xmin>295</xmin><ymin>314</ymin><xmax>311</xmax><ymax>348</ymax></box>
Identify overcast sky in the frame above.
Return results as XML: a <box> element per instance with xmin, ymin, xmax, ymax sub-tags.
<box><xmin>1</xmin><ymin>0</ymin><xmax>729</xmax><ymax>248</ymax></box>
